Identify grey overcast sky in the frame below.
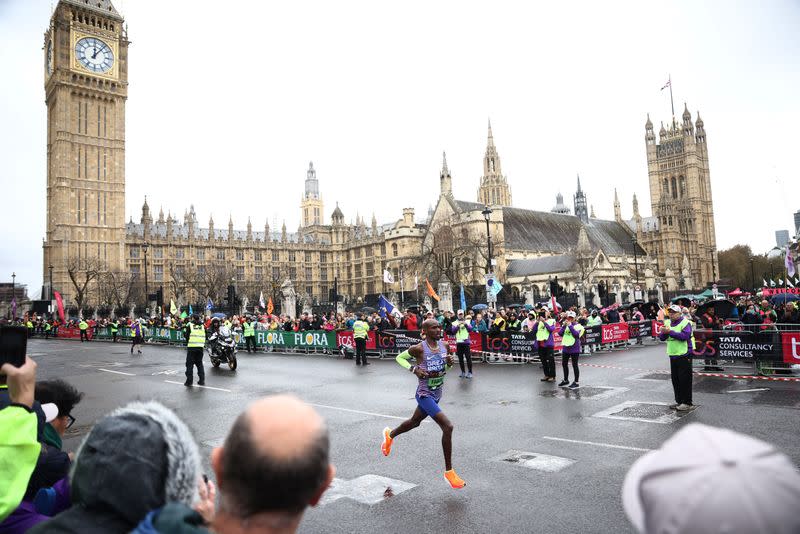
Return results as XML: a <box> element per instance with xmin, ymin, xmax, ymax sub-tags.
<box><xmin>2</xmin><ymin>0</ymin><xmax>799</xmax><ymax>296</ymax></box>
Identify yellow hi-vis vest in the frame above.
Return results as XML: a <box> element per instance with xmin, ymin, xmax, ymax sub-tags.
<box><xmin>353</xmin><ymin>320</ymin><xmax>369</xmax><ymax>339</ymax></box>
<box><xmin>187</xmin><ymin>324</ymin><xmax>206</xmax><ymax>348</ymax></box>
<box><xmin>561</xmin><ymin>323</ymin><xmax>585</xmax><ymax>347</ymax></box>
<box><xmin>79</xmin><ymin>320</ymin><xmax>88</xmax><ymax>330</ymax></box>
<box><xmin>243</xmin><ymin>321</ymin><xmax>255</xmax><ymax>337</ymax></box>
<box><xmin>536</xmin><ymin>319</ymin><xmax>555</xmax><ymax>341</ymax></box>
<box><xmin>664</xmin><ymin>318</ymin><xmax>691</xmax><ymax>356</ymax></box>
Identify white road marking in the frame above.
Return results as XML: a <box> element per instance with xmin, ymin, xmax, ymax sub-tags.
<box><xmin>98</xmin><ymin>368</ymin><xmax>135</xmax><ymax>376</ymax></box>
<box><xmin>542</xmin><ymin>436</ymin><xmax>651</xmax><ymax>452</ymax></box>
<box><xmin>309</xmin><ymin>403</ymin><xmax>431</xmax><ymax>422</ymax></box>
<box><xmin>725</xmin><ymin>388</ymin><xmax>769</xmax><ymax>394</ymax></box>
<box><xmin>164</xmin><ymin>380</ymin><xmax>232</xmax><ymax>392</ymax></box>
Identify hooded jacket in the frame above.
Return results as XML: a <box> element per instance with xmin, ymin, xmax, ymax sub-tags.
<box><xmin>28</xmin><ymin>401</ymin><xmax>201</xmax><ymax>534</ymax></box>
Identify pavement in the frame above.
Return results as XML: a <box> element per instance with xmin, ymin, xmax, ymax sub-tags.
<box><xmin>28</xmin><ymin>337</ymin><xmax>800</xmax><ymax>534</ymax></box>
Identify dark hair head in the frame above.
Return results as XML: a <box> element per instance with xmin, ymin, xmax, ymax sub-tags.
<box><xmin>35</xmin><ymin>379</ymin><xmax>84</xmax><ymax>417</ymax></box>
<box><xmin>221</xmin><ymin>412</ymin><xmax>329</xmax><ymax>518</ymax></box>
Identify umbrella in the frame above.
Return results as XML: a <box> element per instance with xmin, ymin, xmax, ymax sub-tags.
<box><xmin>623</xmin><ymin>300</ymin><xmax>645</xmax><ymax>309</ymax></box>
<box><xmin>770</xmin><ymin>294</ymin><xmax>800</xmax><ymax>304</ymax></box>
<box><xmin>507</xmin><ymin>303</ymin><xmax>523</xmax><ymax>309</ymax></box>
<box><xmin>727</xmin><ymin>288</ymin><xmax>744</xmax><ymax>297</ymax></box>
<box><xmin>359</xmin><ymin>306</ymin><xmax>378</xmax><ymax>314</ymax></box>
<box><xmin>211</xmin><ymin>312</ymin><xmax>226</xmax><ymax>319</ymax></box>
<box><xmin>697</xmin><ymin>289</ymin><xmax>715</xmax><ymax>299</ymax></box>
<box><xmin>696</xmin><ymin>299</ymin><xmax>736</xmax><ymax>319</ymax></box>
<box><xmin>471</xmin><ymin>303</ymin><xmax>489</xmax><ymax>311</ymax></box>
<box><xmin>670</xmin><ymin>295</ymin><xmax>696</xmax><ymax>307</ymax></box>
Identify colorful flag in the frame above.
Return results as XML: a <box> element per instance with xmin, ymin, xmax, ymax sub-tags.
<box><xmin>53</xmin><ymin>291</ymin><xmax>65</xmax><ymax>322</ymax></box>
<box><xmin>267</xmin><ymin>296</ymin><xmax>274</xmax><ymax>315</ymax></box>
<box><xmin>378</xmin><ymin>294</ymin><xmax>401</xmax><ymax>319</ymax></box>
<box><xmin>425</xmin><ymin>278</ymin><xmax>440</xmax><ymax>301</ymax></box>
<box><xmin>189</xmin><ymin>304</ymin><xmax>194</xmax><ymax>316</ymax></box>
<box><xmin>206</xmin><ymin>298</ymin><xmax>214</xmax><ymax>310</ymax></box>
<box><xmin>170</xmin><ymin>299</ymin><xmax>178</xmax><ymax>315</ymax></box>
<box><xmin>778</xmin><ymin>278</ymin><xmax>784</xmax><ymax>286</ymax></box>
<box><xmin>487</xmin><ymin>277</ymin><xmax>502</xmax><ymax>296</ymax></box>
<box><xmin>259</xmin><ymin>291</ymin><xmax>265</xmax><ymax>309</ymax></box>
<box><xmin>180</xmin><ymin>311</ymin><xmax>188</xmax><ymax>319</ymax></box>
<box><xmin>763</xmin><ymin>279</ymin><xmax>768</xmax><ymax>288</ymax></box>
<box><xmin>412</xmin><ymin>274</ymin><xmax>419</xmax><ymax>290</ymax></box>
<box><xmin>770</xmin><ymin>279</ymin><xmax>776</xmax><ymax>288</ymax></box>
<box><xmin>459</xmin><ymin>284</ymin><xmax>466</xmax><ymax>312</ymax></box>
<box><xmin>383</xmin><ymin>269</ymin><xmax>394</xmax><ymax>284</ymax></box>
<box><xmin>787</xmin><ymin>279</ymin><xmax>795</xmax><ymax>288</ymax></box>
<box><xmin>660</xmin><ymin>79</ymin><xmax>671</xmax><ymax>90</ymax></box>
<box><xmin>786</xmin><ymin>246</ymin><xmax>796</xmax><ymax>278</ymax></box>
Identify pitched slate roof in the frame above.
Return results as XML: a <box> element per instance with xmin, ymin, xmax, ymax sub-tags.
<box><xmin>501</xmin><ymin>207</ymin><xmax>646</xmax><ymax>256</ymax></box>
<box><xmin>506</xmin><ymin>255</ymin><xmax>576</xmax><ymax>277</ymax></box>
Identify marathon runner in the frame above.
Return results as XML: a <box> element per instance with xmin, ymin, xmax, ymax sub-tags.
<box><xmin>380</xmin><ymin>319</ymin><xmax>466</xmax><ymax>489</ymax></box>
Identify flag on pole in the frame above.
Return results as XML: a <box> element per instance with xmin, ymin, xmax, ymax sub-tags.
<box><xmin>487</xmin><ymin>277</ymin><xmax>502</xmax><ymax>296</ymax></box>
<box><xmin>412</xmin><ymin>274</ymin><xmax>419</xmax><ymax>290</ymax></box>
<box><xmin>770</xmin><ymin>279</ymin><xmax>776</xmax><ymax>288</ymax></box>
<box><xmin>787</xmin><ymin>279</ymin><xmax>795</xmax><ymax>288</ymax></box>
<box><xmin>259</xmin><ymin>291</ymin><xmax>265</xmax><ymax>309</ymax></box>
<box><xmin>763</xmin><ymin>279</ymin><xmax>768</xmax><ymax>288</ymax></box>
<box><xmin>189</xmin><ymin>304</ymin><xmax>194</xmax><ymax>316</ymax></box>
<box><xmin>551</xmin><ymin>295</ymin><xmax>558</xmax><ymax>312</ymax></box>
<box><xmin>378</xmin><ymin>294</ymin><xmax>402</xmax><ymax>320</ymax></box>
<box><xmin>425</xmin><ymin>278</ymin><xmax>440</xmax><ymax>301</ymax></box>
<box><xmin>180</xmin><ymin>310</ymin><xmax>188</xmax><ymax>319</ymax></box>
<box><xmin>170</xmin><ymin>299</ymin><xmax>178</xmax><ymax>315</ymax></box>
<box><xmin>778</xmin><ymin>278</ymin><xmax>784</xmax><ymax>286</ymax></box>
<box><xmin>267</xmin><ymin>296</ymin><xmax>274</xmax><ymax>315</ymax></box>
<box><xmin>383</xmin><ymin>269</ymin><xmax>395</xmax><ymax>284</ymax></box>
<box><xmin>206</xmin><ymin>298</ymin><xmax>214</xmax><ymax>310</ymax></box>
<box><xmin>660</xmin><ymin>79</ymin><xmax>671</xmax><ymax>90</ymax></box>
<box><xmin>786</xmin><ymin>246</ymin><xmax>796</xmax><ymax>278</ymax></box>
<box><xmin>459</xmin><ymin>284</ymin><xmax>466</xmax><ymax>312</ymax></box>
<box><xmin>54</xmin><ymin>291</ymin><xmax>65</xmax><ymax>322</ymax></box>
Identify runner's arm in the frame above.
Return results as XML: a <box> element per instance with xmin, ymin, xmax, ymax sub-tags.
<box><xmin>395</xmin><ymin>350</ymin><xmax>414</xmax><ymax>370</ymax></box>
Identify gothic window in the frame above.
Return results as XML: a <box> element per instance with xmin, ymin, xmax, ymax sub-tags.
<box><xmin>668</xmin><ymin>216</ymin><xmax>673</xmax><ymax>226</ymax></box>
<box><xmin>272</xmin><ymin>250</ymin><xmax>279</xmax><ymax>261</ymax></box>
<box><xmin>679</xmin><ymin>176</ymin><xmax>686</xmax><ymax>197</ymax></box>
<box><xmin>272</xmin><ymin>267</ymin><xmax>280</xmax><ymax>279</ymax></box>
<box><xmin>305</xmin><ymin>267</ymin><xmax>313</xmax><ymax>279</ymax></box>
<box><xmin>153</xmin><ymin>247</ymin><xmax>163</xmax><ymax>259</ymax></box>
<box><xmin>321</xmin><ymin>268</ymin><xmax>328</xmax><ymax>281</ymax></box>
<box><xmin>196</xmin><ymin>249</ymin><xmax>205</xmax><ymax>260</ymax></box>
<box><xmin>236</xmin><ymin>250</ymin><xmax>244</xmax><ymax>261</ymax></box>
<box><xmin>392</xmin><ymin>243</ymin><xmax>398</xmax><ymax>257</ymax></box>
<box><xmin>254</xmin><ymin>251</ymin><xmax>262</xmax><ymax>261</ymax></box>
<box><xmin>366</xmin><ymin>263</ymin><xmax>374</xmax><ymax>277</ymax></box>
<box><xmin>154</xmin><ymin>265</ymin><xmax>163</xmax><ymax>282</ymax></box>
<box><xmin>175</xmin><ymin>248</ymin><xmax>184</xmax><ymax>259</ymax></box>
<box><xmin>130</xmin><ymin>247</ymin><xmax>140</xmax><ymax>258</ymax></box>
<box><xmin>289</xmin><ymin>267</ymin><xmax>297</xmax><ymax>279</ymax></box>
<box><xmin>255</xmin><ymin>266</ymin><xmax>263</xmax><ymax>279</ymax></box>
<box><xmin>512</xmin><ymin>286</ymin><xmax>520</xmax><ymax>300</ymax></box>
<box><xmin>305</xmin><ymin>251</ymin><xmax>313</xmax><ymax>262</ymax></box>
<box><xmin>671</xmin><ymin>177</ymin><xmax>678</xmax><ymax>199</ymax></box>
<box><xmin>217</xmin><ymin>249</ymin><xmax>225</xmax><ymax>260</ymax></box>
<box><xmin>288</xmin><ymin>251</ymin><xmax>296</xmax><ymax>262</ymax></box>
<box><xmin>380</xmin><ymin>243</ymin><xmax>386</xmax><ymax>255</ymax></box>
<box><xmin>663</xmin><ymin>178</ymin><xmax>668</xmax><ymax>194</ymax></box>
<box><xmin>197</xmin><ymin>266</ymin><xmax>206</xmax><ymax>275</ymax></box>
<box><xmin>236</xmin><ymin>267</ymin><xmax>245</xmax><ymax>281</ymax></box>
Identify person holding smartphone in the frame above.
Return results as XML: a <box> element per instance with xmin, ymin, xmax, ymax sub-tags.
<box><xmin>450</xmin><ymin>310</ymin><xmax>473</xmax><ymax>378</ymax></box>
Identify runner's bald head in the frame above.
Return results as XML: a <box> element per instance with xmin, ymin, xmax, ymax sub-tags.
<box><xmin>422</xmin><ymin>318</ymin><xmax>440</xmax><ymax>331</ymax></box>
<box><xmin>214</xmin><ymin>395</ymin><xmax>332</xmax><ymax>518</ymax></box>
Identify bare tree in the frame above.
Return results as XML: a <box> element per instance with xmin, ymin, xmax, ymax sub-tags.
<box><xmin>67</xmin><ymin>256</ymin><xmax>105</xmax><ymax>312</ymax></box>
<box><xmin>98</xmin><ymin>270</ymin><xmax>140</xmax><ymax>312</ymax></box>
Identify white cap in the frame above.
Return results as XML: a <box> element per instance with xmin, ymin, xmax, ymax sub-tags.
<box><xmin>667</xmin><ymin>304</ymin><xmax>682</xmax><ymax>313</ymax></box>
<box><xmin>622</xmin><ymin>423</ymin><xmax>800</xmax><ymax>534</ymax></box>
<box><xmin>40</xmin><ymin>402</ymin><xmax>59</xmax><ymax>423</ymax></box>
<box><xmin>566</xmin><ymin>311</ymin><xmax>576</xmax><ymax>318</ymax></box>
<box><xmin>457</xmin><ymin>309</ymin><xmax>464</xmax><ymax>315</ymax></box>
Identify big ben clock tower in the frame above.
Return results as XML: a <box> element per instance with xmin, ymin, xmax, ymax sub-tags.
<box><xmin>43</xmin><ymin>0</ymin><xmax>128</xmax><ymax>304</ymax></box>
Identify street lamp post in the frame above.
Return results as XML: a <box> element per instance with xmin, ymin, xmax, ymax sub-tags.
<box><xmin>49</xmin><ymin>264</ymin><xmax>54</xmax><ymax>300</ymax></box>
<box><xmin>749</xmin><ymin>258</ymin><xmax>755</xmax><ymax>293</ymax></box>
<box><xmin>481</xmin><ymin>206</ymin><xmax>493</xmax><ymax>273</ymax></box>
<box><xmin>631</xmin><ymin>235</ymin><xmax>640</xmax><ymax>285</ymax></box>
<box><xmin>710</xmin><ymin>249</ymin><xmax>717</xmax><ymax>284</ymax></box>
<box><xmin>10</xmin><ymin>272</ymin><xmax>16</xmax><ymax>319</ymax></box>
<box><xmin>142</xmin><ymin>241</ymin><xmax>149</xmax><ymax>308</ymax></box>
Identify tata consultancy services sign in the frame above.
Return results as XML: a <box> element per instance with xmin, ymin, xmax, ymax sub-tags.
<box><xmin>782</xmin><ymin>333</ymin><xmax>800</xmax><ymax>364</ymax></box>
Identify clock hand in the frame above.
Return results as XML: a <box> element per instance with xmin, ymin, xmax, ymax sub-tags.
<box><xmin>92</xmin><ymin>47</ymin><xmax>99</xmax><ymax>59</ymax></box>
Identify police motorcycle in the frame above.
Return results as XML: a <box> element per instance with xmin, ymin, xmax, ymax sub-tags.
<box><xmin>208</xmin><ymin>322</ymin><xmax>238</xmax><ymax>370</ymax></box>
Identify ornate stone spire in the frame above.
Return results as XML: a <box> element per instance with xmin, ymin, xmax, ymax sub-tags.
<box><xmin>477</xmin><ymin>120</ymin><xmax>512</xmax><ymax>206</ymax></box>
<box><xmin>440</xmin><ymin>150</ymin><xmax>452</xmax><ymax>197</ymax></box>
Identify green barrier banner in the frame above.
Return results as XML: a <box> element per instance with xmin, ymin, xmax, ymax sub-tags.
<box><xmin>255</xmin><ymin>330</ymin><xmax>336</xmax><ymax>349</ymax></box>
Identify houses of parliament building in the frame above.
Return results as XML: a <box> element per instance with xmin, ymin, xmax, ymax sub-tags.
<box><xmin>41</xmin><ymin>0</ymin><xmax>718</xmax><ymax>312</ymax></box>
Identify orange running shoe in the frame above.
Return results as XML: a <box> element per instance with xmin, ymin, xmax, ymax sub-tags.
<box><xmin>381</xmin><ymin>427</ymin><xmax>393</xmax><ymax>457</ymax></box>
<box><xmin>444</xmin><ymin>469</ymin><xmax>466</xmax><ymax>489</ymax></box>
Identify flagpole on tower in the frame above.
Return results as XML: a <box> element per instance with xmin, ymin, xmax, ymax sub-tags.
<box><xmin>661</xmin><ymin>75</ymin><xmax>674</xmax><ymax>118</ymax></box>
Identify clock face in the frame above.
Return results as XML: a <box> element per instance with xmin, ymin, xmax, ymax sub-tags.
<box><xmin>46</xmin><ymin>39</ymin><xmax>53</xmax><ymax>75</ymax></box>
<box><xmin>75</xmin><ymin>37</ymin><xmax>114</xmax><ymax>73</ymax></box>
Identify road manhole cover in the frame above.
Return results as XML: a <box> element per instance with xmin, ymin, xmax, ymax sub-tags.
<box><xmin>491</xmin><ymin>450</ymin><xmax>575</xmax><ymax>472</ymax></box>
<box><xmin>592</xmin><ymin>401</ymin><xmax>695</xmax><ymax>424</ymax></box>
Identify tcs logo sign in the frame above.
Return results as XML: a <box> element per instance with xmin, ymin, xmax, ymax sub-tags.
<box><xmin>781</xmin><ymin>333</ymin><xmax>800</xmax><ymax>364</ymax></box>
